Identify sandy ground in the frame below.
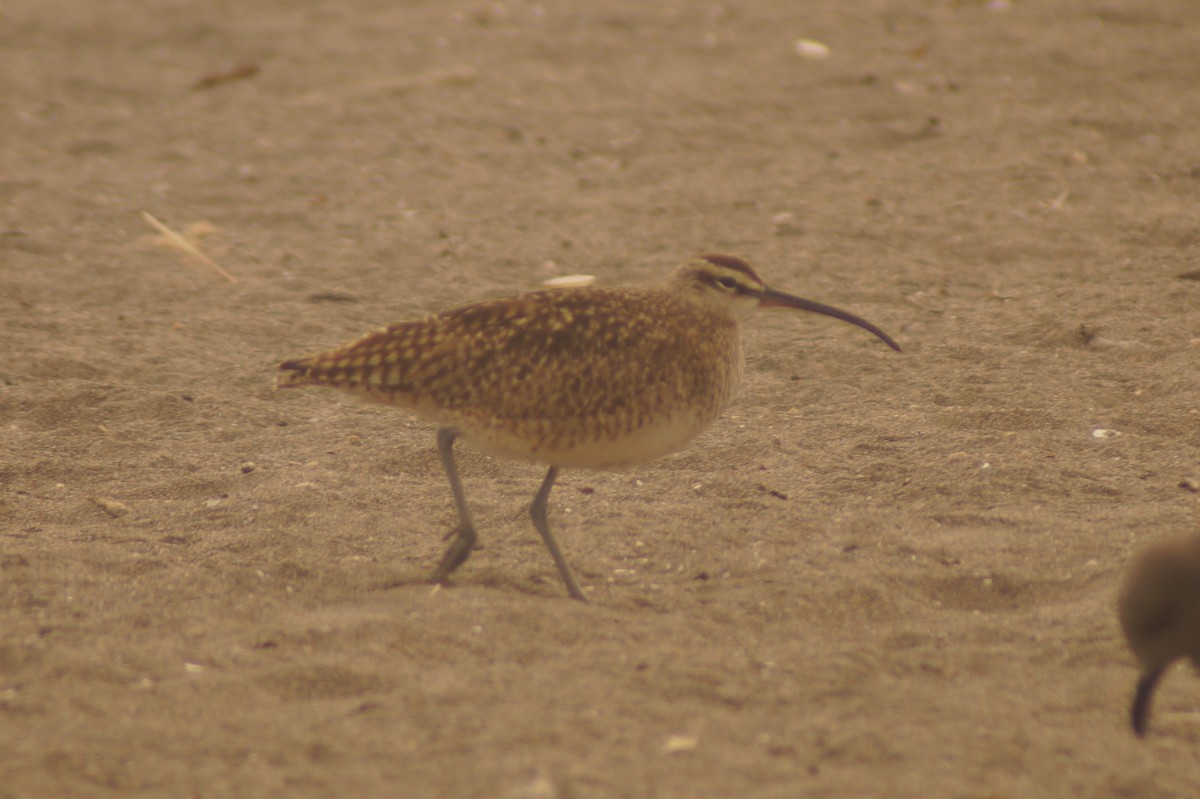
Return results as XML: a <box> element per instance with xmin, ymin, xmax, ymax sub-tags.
<box><xmin>3</xmin><ymin>0</ymin><xmax>1200</xmax><ymax>796</ymax></box>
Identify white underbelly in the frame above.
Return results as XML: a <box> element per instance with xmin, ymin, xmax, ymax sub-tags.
<box><xmin>462</xmin><ymin>410</ymin><xmax>722</xmax><ymax>469</ymax></box>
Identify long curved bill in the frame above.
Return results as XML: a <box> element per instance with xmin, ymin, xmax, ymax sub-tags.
<box><xmin>1131</xmin><ymin>665</ymin><xmax>1165</xmax><ymax>737</ymax></box>
<box><xmin>760</xmin><ymin>288</ymin><xmax>901</xmax><ymax>352</ymax></box>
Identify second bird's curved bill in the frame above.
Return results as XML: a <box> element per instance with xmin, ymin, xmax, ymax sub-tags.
<box><xmin>760</xmin><ymin>288</ymin><xmax>902</xmax><ymax>352</ymax></box>
<box><xmin>1130</xmin><ymin>665</ymin><xmax>1164</xmax><ymax>737</ymax></box>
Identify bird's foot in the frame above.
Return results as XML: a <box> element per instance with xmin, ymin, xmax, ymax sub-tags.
<box><xmin>430</xmin><ymin>525</ymin><xmax>477</xmax><ymax>584</ymax></box>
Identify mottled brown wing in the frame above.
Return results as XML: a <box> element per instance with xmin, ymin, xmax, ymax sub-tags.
<box><xmin>407</xmin><ymin>289</ymin><xmax>708</xmax><ymax>422</ymax></box>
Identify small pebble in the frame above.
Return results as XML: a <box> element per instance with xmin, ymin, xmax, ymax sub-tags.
<box><xmin>794</xmin><ymin>39</ymin><xmax>831</xmax><ymax>60</ymax></box>
<box><xmin>307</xmin><ymin>288</ymin><xmax>361</xmax><ymax>303</ymax></box>
<box><xmin>91</xmin><ymin>497</ymin><xmax>130</xmax><ymax>517</ymax></box>
<box><xmin>543</xmin><ymin>274</ymin><xmax>596</xmax><ymax>288</ymax></box>
<box><xmin>662</xmin><ymin>734</ymin><xmax>699</xmax><ymax>754</ymax></box>
<box><xmin>771</xmin><ymin>212</ymin><xmax>803</xmax><ymax>236</ymax></box>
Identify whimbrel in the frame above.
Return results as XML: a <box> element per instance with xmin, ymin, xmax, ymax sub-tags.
<box><xmin>1118</xmin><ymin>533</ymin><xmax>1200</xmax><ymax>736</ymax></box>
<box><xmin>277</xmin><ymin>254</ymin><xmax>900</xmax><ymax>600</ymax></box>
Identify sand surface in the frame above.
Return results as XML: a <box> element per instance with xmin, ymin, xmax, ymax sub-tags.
<box><xmin>3</xmin><ymin>1</ymin><xmax>1200</xmax><ymax>796</ymax></box>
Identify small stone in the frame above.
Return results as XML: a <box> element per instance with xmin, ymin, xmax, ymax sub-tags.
<box><xmin>307</xmin><ymin>288</ymin><xmax>361</xmax><ymax>303</ymax></box>
<box><xmin>662</xmin><ymin>734</ymin><xmax>699</xmax><ymax>754</ymax></box>
<box><xmin>794</xmin><ymin>39</ymin><xmax>831</xmax><ymax>60</ymax></box>
<box><xmin>91</xmin><ymin>497</ymin><xmax>130</xmax><ymax>517</ymax></box>
<box><xmin>543</xmin><ymin>274</ymin><xmax>595</xmax><ymax>288</ymax></box>
<box><xmin>771</xmin><ymin>212</ymin><xmax>803</xmax><ymax>236</ymax></box>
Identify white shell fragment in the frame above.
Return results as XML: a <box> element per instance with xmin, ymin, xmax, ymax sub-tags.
<box><xmin>1091</xmin><ymin>428</ymin><xmax>1121</xmax><ymax>440</ymax></box>
<box><xmin>794</xmin><ymin>39</ymin><xmax>832</xmax><ymax>60</ymax></box>
<box><xmin>543</xmin><ymin>274</ymin><xmax>596</xmax><ymax>288</ymax></box>
<box><xmin>662</xmin><ymin>734</ymin><xmax>699</xmax><ymax>754</ymax></box>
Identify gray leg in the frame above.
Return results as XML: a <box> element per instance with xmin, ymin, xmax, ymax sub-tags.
<box><xmin>430</xmin><ymin>428</ymin><xmax>477</xmax><ymax>584</ymax></box>
<box><xmin>530</xmin><ymin>466</ymin><xmax>587</xmax><ymax>601</ymax></box>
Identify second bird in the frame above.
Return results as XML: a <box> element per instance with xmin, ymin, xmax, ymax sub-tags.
<box><xmin>277</xmin><ymin>253</ymin><xmax>901</xmax><ymax>601</ymax></box>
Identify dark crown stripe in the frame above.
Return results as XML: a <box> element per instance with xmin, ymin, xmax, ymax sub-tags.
<box><xmin>699</xmin><ymin>253</ymin><xmax>756</xmax><ymax>278</ymax></box>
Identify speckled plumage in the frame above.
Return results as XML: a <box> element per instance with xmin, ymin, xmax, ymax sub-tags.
<box><xmin>278</xmin><ymin>281</ymin><xmax>742</xmax><ymax>468</ymax></box>
<box><xmin>277</xmin><ymin>253</ymin><xmax>899</xmax><ymax>600</ymax></box>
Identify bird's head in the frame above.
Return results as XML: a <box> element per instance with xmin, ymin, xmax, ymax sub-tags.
<box><xmin>669</xmin><ymin>253</ymin><xmax>901</xmax><ymax>351</ymax></box>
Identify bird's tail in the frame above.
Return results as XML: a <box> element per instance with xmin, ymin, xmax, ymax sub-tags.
<box><xmin>275</xmin><ymin>358</ymin><xmax>317</xmax><ymax>389</ymax></box>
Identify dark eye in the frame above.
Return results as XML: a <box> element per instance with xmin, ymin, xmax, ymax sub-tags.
<box><xmin>716</xmin><ymin>277</ymin><xmax>738</xmax><ymax>290</ymax></box>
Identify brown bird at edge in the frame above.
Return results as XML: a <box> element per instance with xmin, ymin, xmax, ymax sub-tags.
<box><xmin>1118</xmin><ymin>533</ymin><xmax>1200</xmax><ymax>736</ymax></box>
<box><xmin>276</xmin><ymin>253</ymin><xmax>901</xmax><ymax>601</ymax></box>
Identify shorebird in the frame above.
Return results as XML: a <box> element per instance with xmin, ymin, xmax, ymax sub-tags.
<box><xmin>276</xmin><ymin>253</ymin><xmax>900</xmax><ymax>601</ymax></box>
<box><xmin>1118</xmin><ymin>533</ymin><xmax>1200</xmax><ymax>736</ymax></box>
